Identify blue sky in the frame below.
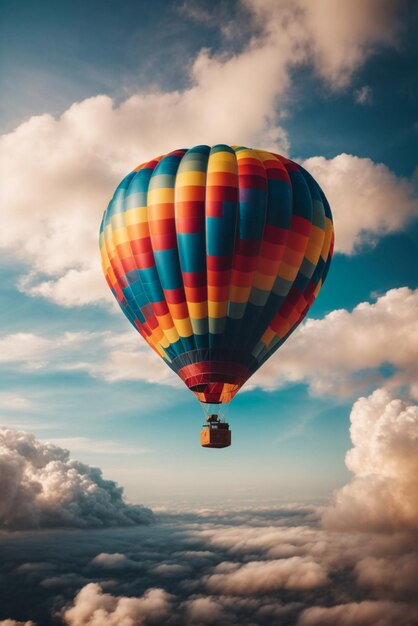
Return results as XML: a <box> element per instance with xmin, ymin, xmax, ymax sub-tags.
<box><xmin>1</xmin><ymin>0</ymin><xmax>417</xmax><ymax>506</ymax></box>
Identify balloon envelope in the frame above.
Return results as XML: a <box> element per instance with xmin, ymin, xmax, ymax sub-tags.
<box><xmin>100</xmin><ymin>145</ymin><xmax>334</xmax><ymax>404</ymax></box>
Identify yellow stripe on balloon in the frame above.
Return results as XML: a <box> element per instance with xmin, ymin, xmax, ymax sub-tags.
<box><xmin>124</xmin><ymin>206</ymin><xmax>148</xmax><ymax>226</ymax></box>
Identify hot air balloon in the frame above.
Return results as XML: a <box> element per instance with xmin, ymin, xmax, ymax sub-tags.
<box><xmin>99</xmin><ymin>145</ymin><xmax>334</xmax><ymax>448</ymax></box>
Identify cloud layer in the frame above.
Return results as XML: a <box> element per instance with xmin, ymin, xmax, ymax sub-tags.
<box><xmin>206</xmin><ymin>556</ymin><xmax>329</xmax><ymax>594</ymax></box>
<box><xmin>0</xmin><ymin>428</ymin><xmax>153</xmax><ymax>529</ymax></box>
<box><xmin>297</xmin><ymin>600</ymin><xmax>417</xmax><ymax>626</ymax></box>
<box><xmin>1</xmin><ymin>384</ymin><xmax>417</xmax><ymax>624</ymax></box>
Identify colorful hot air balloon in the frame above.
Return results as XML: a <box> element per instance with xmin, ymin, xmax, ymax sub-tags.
<box><xmin>100</xmin><ymin>145</ymin><xmax>334</xmax><ymax>447</ymax></box>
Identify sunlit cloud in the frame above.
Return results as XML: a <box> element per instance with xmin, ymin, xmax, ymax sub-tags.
<box><xmin>205</xmin><ymin>556</ymin><xmax>329</xmax><ymax>593</ymax></box>
<box><xmin>62</xmin><ymin>584</ymin><xmax>174</xmax><ymax>626</ymax></box>
<box><xmin>2</xmin><ymin>288</ymin><xmax>416</xmax><ymax>399</ymax></box>
<box><xmin>301</xmin><ymin>154</ymin><xmax>418</xmax><ymax>254</ymax></box>
<box><xmin>252</xmin><ymin>287</ymin><xmax>418</xmax><ymax>398</ymax></box>
<box><xmin>0</xmin><ymin>330</ymin><xmax>178</xmax><ymax>387</ymax></box>
<box><xmin>323</xmin><ymin>388</ymin><xmax>418</xmax><ymax>533</ymax></box>
<box><xmin>296</xmin><ymin>600</ymin><xmax>417</xmax><ymax>626</ymax></box>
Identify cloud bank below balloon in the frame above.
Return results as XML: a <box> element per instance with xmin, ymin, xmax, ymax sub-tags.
<box><xmin>0</xmin><ymin>385</ymin><xmax>417</xmax><ymax>624</ymax></box>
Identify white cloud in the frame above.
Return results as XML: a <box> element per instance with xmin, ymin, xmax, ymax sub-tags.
<box><xmin>0</xmin><ymin>329</ymin><xmax>178</xmax><ymax>387</ymax></box>
<box><xmin>2</xmin><ymin>288</ymin><xmax>417</xmax><ymax>399</ymax></box>
<box><xmin>0</xmin><ymin>428</ymin><xmax>153</xmax><ymax>529</ymax></box>
<box><xmin>0</xmin><ymin>0</ymin><xmax>406</xmax><ymax>307</ymax></box>
<box><xmin>301</xmin><ymin>153</ymin><xmax>418</xmax><ymax>254</ymax></box>
<box><xmin>79</xmin><ymin>333</ymin><xmax>179</xmax><ymax>386</ymax></box>
<box><xmin>0</xmin><ymin>289</ymin><xmax>416</xmax><ymax>432</ymax></box>
<box><xmin>355</xmin><ymin>553</ymin><xmax>418</xmax><ymax>596</ymax></box>
<box><xmin>206</xmin><ymin>556</ymin><xmax>328</xmax><ymax>593</ymax></box>
<box><xmin>197</xmin><ymin>522</ymin><xmax>314</xmax><ymax>556</ymax></box>
<box><xmin>297</xmin><ymin>600</ymin><xmax>417</xmax><ymax>626</ymax></box>
<box><xmin>185</xmin><ymin>596</ymin><xmax>224</xmax><ymax>624</ymax></box>
<box><xmin>90</xmin><ymin>553</ymin><xmax>142</xmax><ymax>570</ymax></box>
<box><xmin>246</xmin><ymin>0</ymin><xmax>400</xmax><ymax>87</ymax></box>
<box><xmin>19</xmin><ymin>266</ymin><xmax>108</xmax><ymax>307</ymax></box>
<box><xmin>0</xmin><ymin>331</ymin><xmax>96</xmax><ymax>371</ymax></box>
<box><xmin>252</xmin><ymin>287</ymin><xmax>418</xmax><ymax>398</ymax></box>
<box><xmin>0</xmin><ymin>333</ymin><xmax>53</xmax><ymax>369</ymax></box>
<box><xmin>298</xmin><ymin>0</ymin><xmax>399</xmax><ymax>88</ymax></box>
<box><xmin>0</xmin><ymin>393</ymin><xmax>32</xmax><ymax>412</ymax></box>
<box><xmin>0</xmin><ymin>40</ymin><xmax>291</xmax><ymax>308</ymax></box>
<box><xmin>322</xmin><ymin>388</ymin><xmax>418</xmax><ymax>533</ymax></box>
<box><xmin>62</xmin><ymin>583</ymin><xmax>173</xmax><ymax>626</ymax></box>
<box><xmin>190</xmin><ymin>388</ymin><xmax>418</xmax><ymax>612</ymax></box>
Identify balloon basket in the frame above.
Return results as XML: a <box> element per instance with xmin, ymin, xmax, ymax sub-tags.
<box><xmin>200</xmin><ymin>414</ymin><xmax>231</xmax><ymax>448</ymax></box>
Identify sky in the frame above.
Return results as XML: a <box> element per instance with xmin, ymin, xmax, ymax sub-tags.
<box><xmin>0</xmin><ymin>1</ymin><xmax>417</xmax><ymax>623</ymax></box>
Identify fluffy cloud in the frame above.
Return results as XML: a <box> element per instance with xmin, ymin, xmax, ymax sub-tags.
<box><xmin>206</xmin><ymin>556</ymin><xmax>328</xmax><ymax>593</ymax></box>
<box><xmin>0</xmin><ymin>329</ymin><xmax>179</xmax><ymax>387</ymax></box>
<box><xmin>79</xmin><ymin>332</ymin><xmax>179</xmax><ymax>386</ymax></box>
<box><xmin>252</xmin><ymin>287</ymin><xmax>418</xmax><ymax>397</ymax></box>
<box><xmin>297</xmin><ymin>0</ymin><xmax>400</xmax><ymax>87</ymax></box>
<box><xmin>90</xmin><ymin>553</ymin><xmax>142</xmax><ymax>570</ymax></box>
<box><xmin>296</xmin><ymin>600</ymin><xmax>417</xmax><ymax>626</ymax></box>
<box><xmin>355</xmin><ymin>553</ymin><xmax>418</xmax><ymax>596</ymax></box>
<box><xmin>0</xmin><ymin>428</ymin><xmax>153</xmax><ymax>529</ymax></box>
<box><xmin>2</xmin><ymin>288</ymin><xmax>417</xmax><ymax>399</ymax></box>
<box><xmin>20</xmin><ymin>267</ymin><xmax>108</xmax><ymax>308</ymax></box>
<box><xmin>0</xmin><ymin>25</ymin><xmax>292</xmax><ymax>309</ymax></box>
<box><xmin>189</xmin><ymin>0</ymin><xmax>401</xmax><ymax>89</ymax></box>
<box><xmin>0</xmin><ymin>0</ymin><xmax>406</xmax><ymax>307</ymax></box>
<box><xmin>301</xmin><ymin>154</ymin><xmax>418</xmax><ymax>254</ymax></box>
<box><xmin>184</xmin><ymin>596</ymin><xmax>224</xmax><ymax>624</ymax></box>
<box><xmin>0</xmin><ymin>331</ymin><xmax>93</xmax><ymax>371</ymax></box>
<box><xmin>322</xmin><ymin>388</ymin><xmax>418</xmax><ymax>533</ymax></box>
<box><xmin>62</xmin><ymin>583</ymin><xmax>173</xmax><ymax>626</ymax></box>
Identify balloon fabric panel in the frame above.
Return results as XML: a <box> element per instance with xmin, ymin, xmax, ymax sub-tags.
<box><xmin>100</xmin><ymin>145</ymin><xmax>334</xmax><ymax>404</ymax></box>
